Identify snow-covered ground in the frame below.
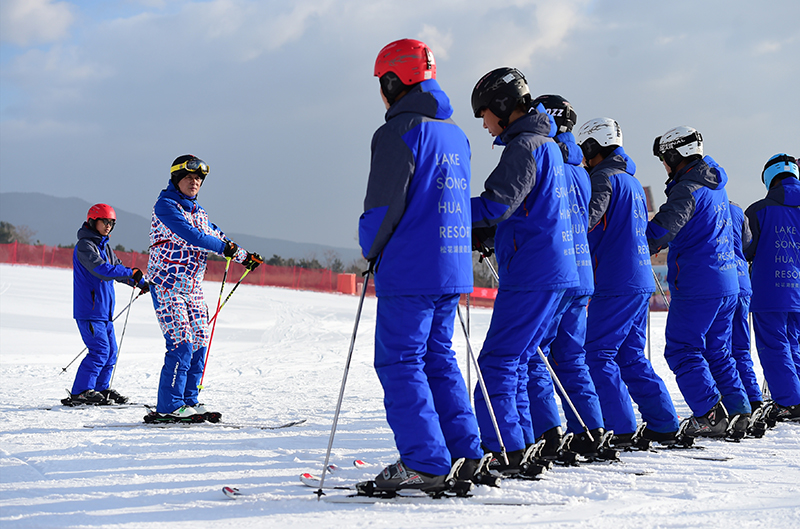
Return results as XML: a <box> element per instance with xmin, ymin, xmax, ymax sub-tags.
<box><xmin>1</xmin><ymin>263</ymin><xmax>799</xmax><ymax>529</ymax></box>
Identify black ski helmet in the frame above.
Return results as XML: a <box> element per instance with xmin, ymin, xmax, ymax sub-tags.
<box><xmin>170</xmin><ymin>154</ymin><xmax>208</xmax><ymax>188</ymax></box>
<box><xmin>471</xmin><ymin>67</ymin><xmax>531</xmax><ymax>128</ymax></box>
<box><xmin>531</xmin><ymin>94</ymin><xmax>577</xmax><ymax>134</ymax></box>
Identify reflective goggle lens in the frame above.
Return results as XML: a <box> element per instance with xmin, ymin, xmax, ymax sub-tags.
<box><xmin>97</xmin><ymin>218</ymin><xmax>115</xmax><ymax>227</ymax></box>
<box><xmin>171</xmin><ymin>159</ymin><xmax>209</xmax><ymax>176</ymax></box>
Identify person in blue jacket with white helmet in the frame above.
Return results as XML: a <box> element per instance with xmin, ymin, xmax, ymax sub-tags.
<box><xmin>530</xmin><ymin>94</ymin><xmax>607</xmax><ymax>460</ymax></box>
<box><xmin>358</xmin><ymin>39</ymin><xmax>483</xmax><ymax>492</ymax></box>
<box><xmin>469</xmin><ymin>69</ymin><xmax>578</xmax><ymax>472</ymax></box>
<box><xmin>67</xmin><ymin>203</ymin><xmax>149</xmax><ymax>406</ymax></box>
<box><xmin>577</xmin><ymin>118</ymin><xmax>679</xmax><ymax>448</ymax></box>
<box><xmin>745</xmin><ymin>153</ymin><xmax>800</xmax><ymax>423</ymax></box>
<box><xmin>648</xmin><ymin>126</ymin><xmax>750</xmax><ymax>438</ymax></box>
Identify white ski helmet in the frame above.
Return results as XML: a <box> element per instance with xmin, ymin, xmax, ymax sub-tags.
<box><xmin>576</xmin><ymin>117</ymin><xmax>623</xmax><ymax>161</ymax></box>
<box><xmin>653</xmin><ymin>126</ymin><xmax>703</xmax><ymax>170</ymax></box>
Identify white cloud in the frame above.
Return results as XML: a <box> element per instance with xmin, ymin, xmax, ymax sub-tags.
<box><xmin>0</xmin><ymin>0</ymin><xmax>75</xmax><ymax>46</ymax></box>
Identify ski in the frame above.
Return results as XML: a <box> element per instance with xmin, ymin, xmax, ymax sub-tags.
<box><xmin>30</xmin><ymin>403</ymin><xmax>147</xmax><ymax>411</ymax></box>
<box><xmin>83</xmin><ymin>418</ymin><xmax>307</xmax><ymax>430</ymax></box>
<box><xmin>300</xmin><ymin>472</ymin><xmax>354</xmax><ymax>489</ymax></box>
<box><xmin>319</xmin><ymin>493</ymin><xmax>567</xmax><ymax>506</ymax></box>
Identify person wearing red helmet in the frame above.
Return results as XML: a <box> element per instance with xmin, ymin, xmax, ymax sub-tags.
<box><xmin>359</xmin><ymin>39</ymin><xmax>484</xmax><ymax>492</ymax></box>
<box><xmin>66</xmin><ymin>203</ymin><xmax>149</xmax><ymax>406</ymax></box>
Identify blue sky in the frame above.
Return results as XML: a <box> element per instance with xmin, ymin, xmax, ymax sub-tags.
<box><xmin>1</xmin><ymin>0</ymin><xmax>798</xmax><ymax>250</ymax></box>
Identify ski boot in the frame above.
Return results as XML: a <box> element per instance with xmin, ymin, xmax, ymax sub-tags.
<box><xmin>747</xmin><ymin>401</ymin><xmax>768</xmax><ymax>438</ymax></box>
<box><xmin>362</xmin><ymin>458</ymin><xmax>471</xmax><ymax>497</ymax></box>
<box><xmin>679</xmin><ymin>400</ymin><xmax>729</xmax><ymax>438</ymax></box>
<box><xmin>486</xmin><ymin>442</ymin><xmax>547</xmax><ymax>480</ymax></box>
<box><xmin>457</xmin><ymin>453</ymin><xmax>502</xmax><ymax>487</ymax></box>
<box><xmin>191</xmin><ymin>403</ymin><xmax>222</xmax><ymax>423</ymax></box>
<box><xmin>100</xmin><ymin>388</ymin><xmax>129</xmax><ymax>404</ymax></box>
<box><xmin>538</xmin><ymin>426</ymin><xmax>580</xmax><ymax>466</ymax></box>
<box><xmin>143</xmin><ymin>405</ymin><xmax>206</xmax><ymax>424</ymax></box>
<box><xmin>764</xmin><ymin>401</ymin><xmax>800</xmax><ymax>426</ymax></box>
<box><xmin>610</xmin><ymin>423</ymin><xmax>651</xmax><ymax>451</ymax></box>
<box><xmin>640</xmin><ymin>426</ymin><xmax>686</xmax><ymax>448</ymax></box>
<box><xmin>725</xmin><ymin>413</ymin><xmax>750</xmax><ymax>441</ymax></box>
<box><xmin>61</xmin><ymin>389</ymin><xmax>105</xmax><ymax>406</ymax></box>
<box><xmin>573</xmin><ymin>428</ymin><xmax>621</xmax><ymax>462</ymax></box>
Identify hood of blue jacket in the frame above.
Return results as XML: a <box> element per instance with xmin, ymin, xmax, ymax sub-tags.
<box><xmin>493</xmin><ymin>105</ymin><xmax>556</xmax><ymax>148</ymax></box>
<box><xmin>76</xmin><ymin>222</ymin><xmax>108</xmax><ymax>248</ymax></box>
<box><xmin>591</xmin><ymin>145</ymin><xmax>636</xmax><ymax>177</ymax></box>
<box><xmin>555</xmin><ymin>131</ymin><xmax>583</xmax><ymax>166</ymax></box>
<box><xmin>159</xmin><ymin>180</ymin><xmax>199</xmax><ymax>211</ymax></box>
<box><xmin>384</xmin><ymin>79</ymin><xmax>452</xmax><ymax>122</ymax></box>
<box><xmin>668</xmin><ymin>155</ymin><xmax>727</xmax><ymax>194</ymax></box>
<box><xmin>773</xmin><ymin>176</ymin><xmax>800</xmax><ymax>207</ymax></box>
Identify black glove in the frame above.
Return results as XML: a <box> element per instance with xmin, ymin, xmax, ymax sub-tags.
<box><xmin>223</xmin><ymin>241</ymin><xmax>238</xmax><ymax>259</ymax></box>
<box><xmin>243</xmin><ymin>252</ymin><xmax>264</xmax><ymax>271</ymax></box>
<box><xmin>472</xmin><ymin>226</ymin><xmax>496</xmax><ymax>257</ymax></box>
<box><xmin>138</xmin><ymin>281</ymin><xmax>150</xmax><ymax>294</ymax></box>
<box><xmin>131</xmin><ymin>268</ymin><xmax>143</xmax><ymax>283</ymax></box>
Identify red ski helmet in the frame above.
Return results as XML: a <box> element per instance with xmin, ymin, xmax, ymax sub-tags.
<box><xmin>374</xmin><ymin>39</ymin><xmax>436</xmax><ymax>104</ymax></box>
<box><xmin>87</xmin><ymin>203</ymin><xmax>116</xmax><ymax>222</ymax></box>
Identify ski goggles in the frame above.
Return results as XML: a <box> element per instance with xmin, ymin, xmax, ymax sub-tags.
<box><xmin>170</xmin><ymin>158</ymin><xmax>209</xmax><ymax>176</ymax></box>
<box><xmin>95</xmin><ymin>218</ymin><xmax>115</xmax><ymax>228</ymax></box>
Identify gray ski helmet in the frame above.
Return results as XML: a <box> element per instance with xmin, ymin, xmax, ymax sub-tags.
<box><xmin>471</xmin><ymin>67</ymin><xmax>531</xmax><ymax>128</ymax></box>
<box><xmin>532</xmin><ymin>94</ymin><xmax>577</xmax><ymax>134</ymax></box>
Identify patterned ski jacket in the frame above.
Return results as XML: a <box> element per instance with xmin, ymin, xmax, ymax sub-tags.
<box><xmin>358</xmin><ymin>79</ymin><xmax>473</xmax><ymax>296</ymax></box>
<box><xmin>586</xmin><ymin>146</ymin><xmax>654</xmax><ymax>296</ymax></box>
<box><xmin>729</xmin><ymin>201</ymin><xmax>753</xmax><ymax>296</ymax></box>
<box><xmin>73</xmin><ymin>223</ymin><xmax>137</xmax><ymax>320</ymax></box>
<box><xmin>471</xmin><ymin>106</ymin><xmax>578</xmax><ymax>292</ymax></box>
<box><xmin>147</xmin><ymin>181</ymin><xmax>246</xmax><ymax>295</ymax></box>
<box><xmin>556</xmin><ymin>131</ymin><xmax>594</xmax><ymax>297</ymax></box>
<box><xmin>744</xmin><ymin>176</ymin><xmax>800</xmax><ymax>312</ymax></box>
<box><xmin>646</xmin><ymin>156</ymin><xmax>738</xmax><ymax>299</ymax></box>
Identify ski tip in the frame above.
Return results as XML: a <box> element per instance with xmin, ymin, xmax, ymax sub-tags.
<box><xmin>327</xmin><ymin>464</ymin><xmax>341</xmax><ymax>472</ymax></box>
<box><xmin>353</xmin><ymin>459</ymin><xmax>369</xmax><ymax>468</ymax></box>
<box><xmin>222</xmin><ymin>486</ymin><xmax>242</xmax><ymax>498</ymax></box>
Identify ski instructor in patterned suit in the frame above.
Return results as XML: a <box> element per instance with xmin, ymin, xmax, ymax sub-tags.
<box><xmin>146</xmin><ymin>155</ymin><xmax>262</xmax><ymax>424</ymax></box>
<box><xmin>358</xmin><ymin>39</ymin><xmax>484</xmax><ymax>493</ymax></box>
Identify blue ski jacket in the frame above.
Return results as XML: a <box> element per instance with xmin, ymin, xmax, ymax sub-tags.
<box><xmin>471</xmin><ymin>107</ymin><xmax>578</xmax><ymax>292</ymax></box>
<box><xmin>556</xmin><ymin>131</ymin><xmax>594</xmax><ymax>297</ymax></box>
<box><xmin>729</xmin><ymin>201</ymin><xmax>752</xmax><ymax>295</ymax></box>
<box><xmin>358</xmin><ymin>79</ymin><xmax>473</xmax><ymax>296</ymax></box>
<box><xmin>586</xmin><ymin>146</ymin><xmax>654</xmax><ymax>296</ymax></box>
<box><xmin>646</xmin><ymin>156</ymin><xmax>738</xmax><ymax>299</ymax></box>
<box><xmin>73</xmin><ymin>223</ymin><xmax>137</xmax><ymax>320</ymax></box>
<box><xmin>745</xmin><ymin>176</ymin><xmax>800</xmax><ymax>312</ymax></box>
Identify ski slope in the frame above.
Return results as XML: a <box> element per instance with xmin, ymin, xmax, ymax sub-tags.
<box><xmin>1</xmin><ymin>263</ymin><xmax>799</xmax><ymax>528</ymax></box>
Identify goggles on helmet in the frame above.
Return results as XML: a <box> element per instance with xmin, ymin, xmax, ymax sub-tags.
<box><xmin>171</xmin><ymin>158</ymin><xmax>209</xmax><ymax>176</ymax></box>
<box><xmin>654</xmin><ymin>131</ymin><xmax>702</xmax><ymax>158</ymax></box>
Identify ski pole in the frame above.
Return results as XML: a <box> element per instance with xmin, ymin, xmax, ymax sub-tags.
<box><xmin>60</xmin><ymin>291</ymin><xmax>144</xmax><ymax>374</ymax></box>
<box><xmin>208</xmin><ymin>267</ymin><xmax>252</xmax><ymax>325</ymax></box>
<box><xmin>199</xmin><ymin>257</ymin><xmax>231</xmax><ymax>391</ymax></box>
<box><xmin>652</xmin><ymin>268</ymin><xmax>670</xmax><ymax>310</ymax></box>
<box><xmin>317</xmin><ymin>270</ymin><xmax>371</xmax><ymax>498</ymax></box>
<box><xmin>466</xmin><ymin>292</ymin><xmax>472</xmax><ymax>403</ymax></box>
<box><xmin>108</xmin><ymin>287</ymin><xmax>136</xmax><ymax>389</ymax></box>
<box><xmin>456</xmin><ymin>304</ymin><xmax>509</xmax><ymax>465</ymax></box>
<box><xmin>481</xmin><ymin>254</ymin><xmax>594</xmax><ymax>443</ymax></box>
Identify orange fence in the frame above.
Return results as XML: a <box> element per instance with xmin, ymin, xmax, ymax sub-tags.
<box><xmin>0</xmin><ymin>242</ymin><xmax>500</xmax><ymax>304</ymax></box>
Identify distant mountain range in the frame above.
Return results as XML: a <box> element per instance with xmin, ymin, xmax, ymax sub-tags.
<box><xmin>0</xmin><ymin>192</ymin><xmax>363</xmax><ymax>264</ymax></box>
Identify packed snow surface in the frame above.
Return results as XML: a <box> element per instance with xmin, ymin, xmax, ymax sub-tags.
<box><xmin>1</xmin><ymin>264</ymin><xmax>799</xmax><ymax>528</ymax></box>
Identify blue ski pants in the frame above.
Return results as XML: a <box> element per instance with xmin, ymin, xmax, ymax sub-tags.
<box><xmin>753</xmin><ymin>311</ymin><xmax>800</xmax><ymax>407</ymax></box>
<box><xmin>664</xmin><ymin>295</ymin><xmax>750</xmax><ymax>417</ymax></box>
<box><xmin>539</xmin><ymin>295</ymin><xmax>604</xmax><ymax>435</ymax></box>
<box><xmin>730</xmin><ymin>294</ymin><xmax>763</xmax><ymax>403</ymax></box>
<box><xmin>375</xmin><ymin>294</ymin><xmax>483</xmax><ymax>476</ymax></box>
<box><xmin>152</xmin><ymin>285</ymin><xmax>209</xmax><ymax>414</ymax></box>
<box><xmin>474</xmin><ymin>289</ymin><xmax>564</xmax><ymax>453</ymax></box>
<box><xmin>72</xmin><ymin>320</ymin><xmax>118</xmax><ymax>395</ymax></box>
<box><xmin>586</xmin><ymin>294</ymin><xmax>679</xmax><ymax>435</ymax></box>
